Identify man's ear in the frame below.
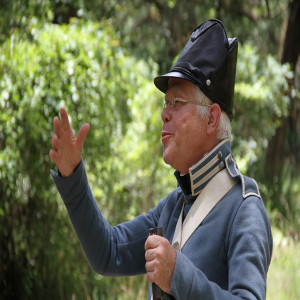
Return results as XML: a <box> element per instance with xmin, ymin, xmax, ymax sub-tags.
<box><xmin>207</xmin><ymin>103</ymin><xmax>221</xmax><ymax>135</ymax></box>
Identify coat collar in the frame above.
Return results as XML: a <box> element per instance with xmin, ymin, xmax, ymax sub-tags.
<box><xmin>175</xmin><ymin>138</ymin><xmax>233</xmax><ymax>197</ymax></box>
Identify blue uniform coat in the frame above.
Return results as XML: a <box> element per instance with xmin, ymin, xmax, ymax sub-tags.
<box><xmin>51</xmin><ymin>140</ymin><xmax>272</xmax><ymax>299</ymax></box>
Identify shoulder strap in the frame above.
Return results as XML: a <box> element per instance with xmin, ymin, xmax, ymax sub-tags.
<box><xmin>172</xmin><ymin>168</ymin><xmax>238</xmax><ymax>251</ymax></box>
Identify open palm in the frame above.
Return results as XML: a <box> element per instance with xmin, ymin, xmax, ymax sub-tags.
<box><xmin>49</xmin><ymin>108</ymin><xmax>90</xmax><ymax>177</ymax></box>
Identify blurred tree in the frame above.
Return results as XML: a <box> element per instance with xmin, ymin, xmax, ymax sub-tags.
<box><xmin>264</xmin><ymin>0</ymin><xmax>300</xmax><ymax>232</ymax></box>
<box><xmin>0</xmin><ymin>19</ymin><xmax>160</xmax><ymax>299</ymax></box>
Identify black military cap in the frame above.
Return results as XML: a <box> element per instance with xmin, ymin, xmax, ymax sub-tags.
<box><xmin>154</xmin><ymin>19</ymin><xmax>238</xmax><ymax>120</ymax></box>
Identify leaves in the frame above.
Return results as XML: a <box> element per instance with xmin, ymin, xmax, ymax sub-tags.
<box><xmin>0</xmin><ymin>19</ymin><xmax>163</xmax><ymax>298</ymax></box>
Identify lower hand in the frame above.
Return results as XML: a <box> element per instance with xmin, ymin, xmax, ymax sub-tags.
<box><xmin>145</xmin><ymin>235</ymin><xmax>176</xmax><ymax>294</ymax></box>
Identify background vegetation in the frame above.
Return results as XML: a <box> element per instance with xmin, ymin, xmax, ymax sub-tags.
<box><xmin>0</xmin><ymin>0</ymin><xmax>299</xmax><ymax>299</ymax></box>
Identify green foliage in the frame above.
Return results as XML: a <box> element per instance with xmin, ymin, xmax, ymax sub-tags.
<box><xmin>267</xmin><ymin>227</ymin><xmax>300</xmax><ymax>300</ymax></box>
<box><xmin>232</xmin><ymin>43</ymin><xmax>292</xmax><ymax>174</ymax></box>
<box><xmin>0</xmin><ymin>19</ymin><xmax>165</xmax><ymax>298</ymax></box>
<box><xmin>0</xmin><ymin>0</ymin><xmax>52</xmax><ymax>43</ymax></box>
<box><xmin>231</xmin><ymin>43</ymin><xmax>300</xmax><ymax>233</ymax></box>
<box><xmin>266</xmin><ymin>163</ymin><xmax>300</xmax><ymax>238</ymax></box>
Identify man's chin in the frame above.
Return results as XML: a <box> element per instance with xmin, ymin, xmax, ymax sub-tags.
<box><xmin>163</xmin><ymin>152</ymin><xmax>175</xmax><ymax>168</ymax></box>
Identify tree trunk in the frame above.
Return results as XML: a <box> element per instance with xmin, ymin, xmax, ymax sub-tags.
<box><xmin>280</xmin><ymin>0</ymin><xmax>300</xmax><ymax>67</ymax></box>
<box><xmin>265</xmin><ymin>0</ymin><xmax>300</xmax><ymax>183</ymax></box>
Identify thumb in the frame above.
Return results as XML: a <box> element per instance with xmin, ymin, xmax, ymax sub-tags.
<box><xmin>77</xmin><ymin>123</ymin><xmax>90</xmax><ymax>149</ymax></box>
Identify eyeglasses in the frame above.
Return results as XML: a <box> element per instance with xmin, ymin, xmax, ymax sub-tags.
<box><xmin>163</xmin><ymin>97</ymin><xmax>211</xmax><ymax>110</ymax></box>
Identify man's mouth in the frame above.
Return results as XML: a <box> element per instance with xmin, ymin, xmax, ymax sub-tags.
<box><xmin>162</xmin><ymin>131</ymin><xmax>173</xmax><ymax>141</ymax></box>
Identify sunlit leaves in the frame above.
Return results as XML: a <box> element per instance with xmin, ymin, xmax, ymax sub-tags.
<box><xmin>232</xmin><ymin>43</ymin><xmax>292</xmax><ymax>172</ymax></box>
<box><xmin>0</xmin><ymin>19</ymin><xmax>160</xmax><ymax>298</ymax></box>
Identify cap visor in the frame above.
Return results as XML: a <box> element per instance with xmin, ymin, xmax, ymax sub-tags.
<box><xmin>154</xmin><ymin>71</ymin><xmax>195</xmax><ymax>93</ymax></box>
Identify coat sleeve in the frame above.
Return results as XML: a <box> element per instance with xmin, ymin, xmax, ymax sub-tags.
<box><xmin>51</xmin><ymin>159</ymin><xmax>165</xmax><ymax>276</ymax></box>
<box><xmin>169</xmin><ymin>196</ymin><xmax>273</xmax><ymax>300</ymax></box>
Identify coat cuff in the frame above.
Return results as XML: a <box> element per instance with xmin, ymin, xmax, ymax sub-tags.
<box><xmin>50</xmin><ymin>158</ymin><xmax>88</xmax><ymax>203</ymax></box>
<box><xmin>170</xmin><ymin>251</ymin><xmax>194</xmax><ymax>299</ymax></box>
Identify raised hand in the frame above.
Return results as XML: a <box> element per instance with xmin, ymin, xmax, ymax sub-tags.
<box><xmin>49</xmin><ymin>108</ymin><xmax>90</xmax><ymax>177</ymax></box>
<box><xmin>145</xmin><ymin>235</ymin><xmax>176</xmax><ymax>294</ymax></box>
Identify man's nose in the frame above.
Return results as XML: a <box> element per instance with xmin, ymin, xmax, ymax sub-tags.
<box><xmin>161</xmin><ymin>107</ymin><xmax>171</xmax><ymax>123</ymax></box>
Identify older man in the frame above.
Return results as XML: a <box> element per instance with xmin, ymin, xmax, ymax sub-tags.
<box><xmin>50</xmin><ymin>19</ymin><xmax>272</xmax><ymax>300</ymax></box>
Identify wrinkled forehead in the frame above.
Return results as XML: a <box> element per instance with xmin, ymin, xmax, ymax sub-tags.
<box><xmin>166</xmin><ymin>78</ymin><xmax>198</xmax><ymax>97</ymax></box>
<box><xmin>167</xmin><ymin>78</ymin><xmax>209</xmax><ymax>102</ymax></box>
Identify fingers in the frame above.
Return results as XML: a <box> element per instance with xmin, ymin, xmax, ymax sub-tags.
<box><xmin>53</xmin><ymin>116</ymin><xmax>62</xmax><ymax>138</ymax></box>
<box><xmin>145</xmin><ymin>260</ymin><xmax>156</xmax><ymax>282</ymax></box>
<box><xmin>145</xmin><ymin>236</ymin><xmax>161</xmax><ymax>276</ymax></box>
<box><xmin>50</xmin><ymin>108</ymin><xmax>89</xmax><ymax>172</ymax></box>
<box><xmin>49</xmin><ymin>135</ymin><xmax>60</xmax><ymax>164</ymax></box>
<box><xmin>53</xmin><ymin>108</ymin><xmax>70</xmax><ymax>137</ymax></box>
<box><xmin>144</xmin><ymin>236</ymin><xmax>176</xmax><ymax>293</ymax></box>
<box><xmin>145</xmin><ymin>248</ymin><xmax>158</xmax><ymax>283</ymax></box>
<box><xmin>144</xmin><ymin>236</ymin><xmax>165</xmax><ymax>280</ymax></box>
<box><xmin>77</xmin><ymin>123</ymin><xmax>90</xmax><ymax>149</ymax></box>
<box><xmin>60</xmin><ymin>107</ymin><xmax>72</xmax><ymax>132</ymax></box>
<box><xmin>145</xmin><ymin>248</ymin><xmax>156</xmax><ymax>261</ymax></box>
<box><xmin>52</xmin><ymin>135</ymin><xmax>59</xmax><ymax>151</ymax></box>
<box><xmin>145</xmin><ymin>235</ymin><xmax>161</xmax><ymax>251</ymax></box>
<box><xmin>49</xmin><ymin>149</ymin><xmax>58</xmax><ymax>163</ymax></box>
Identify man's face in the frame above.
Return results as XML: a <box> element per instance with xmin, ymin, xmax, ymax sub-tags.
<box><xmin>161</xmin><ymin>78</ymin><xmax>210</xmax><ymax>174</ymax></box>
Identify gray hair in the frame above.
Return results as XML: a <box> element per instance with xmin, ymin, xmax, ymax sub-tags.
<box><xmin>193</xmin><ymin>85</ymin><xmax>232</xmax><ymax>141</ymax></box>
